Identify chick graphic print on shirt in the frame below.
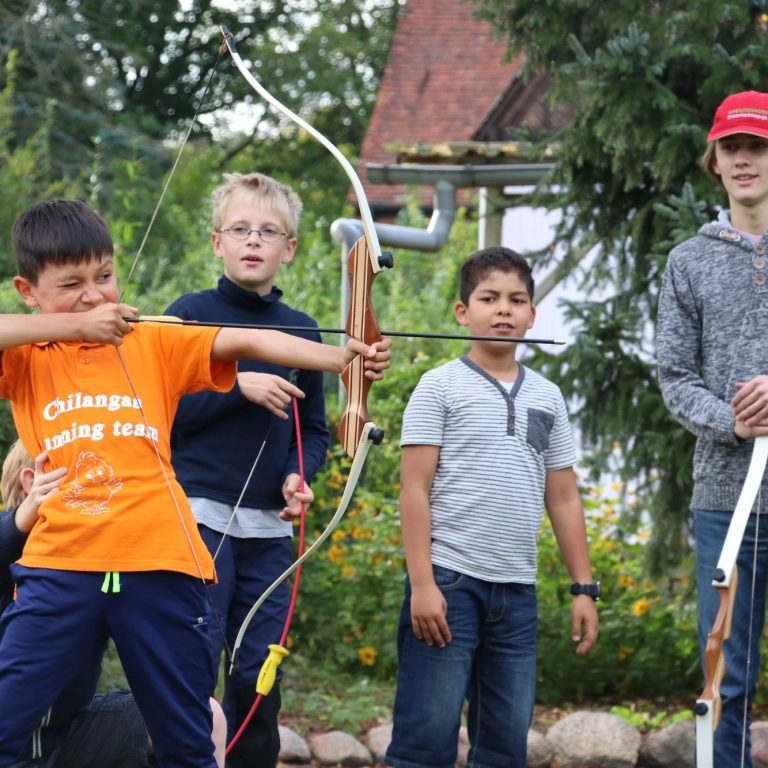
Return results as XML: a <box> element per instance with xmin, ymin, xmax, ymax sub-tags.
<box><xmin>63</xmin><ymin>452</ymin><xmax>123</xmax><ymax>515</ymax></box>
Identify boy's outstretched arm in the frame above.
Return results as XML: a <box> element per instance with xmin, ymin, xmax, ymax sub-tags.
<box><xmin>210</xmin><ymin>327</ymin><xmax>391</xmax><ymax>376</ymax></box>
<box><xmin>399</xmin><ymin>444</ymin><xmax>452</xmax><ymax>648</ymax></box>
<box><xmin>545</xmin><ymin>466</ymin><xmax>599</xmax><ymax>655</ymax></box>
<box><xmin>0</xmin><ymin>304</ymin><xmax>138</xmax><ymax>350</ymax></box>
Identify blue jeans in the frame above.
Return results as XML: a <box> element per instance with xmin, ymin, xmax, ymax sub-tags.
<box><xmin>385</xmin><ymin>566</ymin><xmax>537</xmax><ymax>768</ymax></box>
<box><xmin>694</xmin><ymin>509</ymin><xmax>768</xmax><ymax>768</ymax></box>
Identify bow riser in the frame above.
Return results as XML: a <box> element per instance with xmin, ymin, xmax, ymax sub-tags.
<box><xmin>697</xmin><ymin>577</ymin><xmax>737</xmax><ymax>726</ymax></box>
<box><xmin>339</xmin><ymin>235</ymin><xmax>391</xmax><ymax>457</ymax></box>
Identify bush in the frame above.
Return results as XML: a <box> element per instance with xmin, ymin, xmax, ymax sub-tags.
<box><xmin>536</xmin><ymin>484</ymin><xmax>699</xmax><ymax>702</ymax></box>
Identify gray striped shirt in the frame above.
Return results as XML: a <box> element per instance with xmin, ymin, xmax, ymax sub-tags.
<box><xmin>401</xmin><ymin>356</ymin><xmax>576</xmax><ymax>583</ymax></box>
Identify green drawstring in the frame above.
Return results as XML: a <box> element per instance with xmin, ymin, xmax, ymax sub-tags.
<box><xmin>100</xmin><ymin>571</ymin><xmax>121</xmax><ymax>594</ymax></box>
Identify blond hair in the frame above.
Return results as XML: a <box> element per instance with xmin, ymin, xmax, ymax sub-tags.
<box><xmin>2</xmin><ymin>440</ymin><xmax>32</xmax><ymax>510</ymax></box>
<box><xmin>700</xmin><ymin>142</ymin><xmax>724</xmax><ymax>187</ymax></box>
<box><xmin>211</xmin><ymin>172</ymin><xmax>303</xmax><ymax>237</ymax></box>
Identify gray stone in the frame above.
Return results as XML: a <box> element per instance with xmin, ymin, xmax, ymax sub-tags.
<box><xmin>639</xmin><ymin>719</ymin><xmax>694</xmax><ymax>768</ymax></box>
<box><xmin>546</xmin><ymin>711</ymin><xmax>641</xmax><ymax>768</ymax></box>
<box><xmin>278</xmin><ymin>724</ymin><xmax>312</xmax><ymax>763</ymax></box>
<box><xmin>366</xmin><ymin>722</ymin><xmax>392</xmax><ymax>762</ymax></box>
<box><xmin>308</xmin><ymin>730</ymin><xmax>373</xmax><ymax>766</ymax></box>
<box><xmin>527</xmin><ymin>728</ymin><xmax>554</xmax><ymax>768</ymax></box>
<box><xmin>752</xmin><ymin>721</ymin><xmax>768</xmax><ymax>768</ymax></box>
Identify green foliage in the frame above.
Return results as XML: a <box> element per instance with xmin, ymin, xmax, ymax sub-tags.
<box><xmin>609</xmin><ymin>704</ymin><xmax>693</xmax><ymax>732</ymax></box>
<box><xmin>280</xmin><ymin>655</ymin><xmax>396</xmax><ymax>733</ymax></box>
<box><xmin>2</xmin><ymin>1</ymin><xmax>403</xmax><ymax>189</ymax></box>
<box><xmin>469</xmin><ymin>0</ymin><xmax>768</xmax><ymax>571</ymax></box>
<box><xmin>0</xmin><ymin>51</ymin><xmax>83</xmax><ymax>276</ymax></box>
<box><xmin>537</xmin><ymin>486</ymin><xmax>700</xmax><ymax>702</ymax></box>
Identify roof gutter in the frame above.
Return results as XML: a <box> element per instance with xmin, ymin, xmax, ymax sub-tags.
<box><xmin>365</xmin><ymin>162</ymin><xmax>554</xmax><ymax>188</ymax></box>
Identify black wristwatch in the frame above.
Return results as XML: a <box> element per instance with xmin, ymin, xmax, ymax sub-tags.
<box><xmin>570</xmin><ymin>581</ymin><xmax>601</xmax><ymax>601</ymax></box>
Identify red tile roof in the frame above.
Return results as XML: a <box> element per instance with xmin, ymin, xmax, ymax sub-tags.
<box><xmin>353</xmin><ymin>0</ymin><xmax>527</xmax><ymax>212</ymax></box>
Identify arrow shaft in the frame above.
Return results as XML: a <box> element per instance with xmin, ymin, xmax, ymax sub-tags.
<box><xmin>126</xmin><ymin>317</ymin><xmax>564</xmax><ymax>345</ymax></box>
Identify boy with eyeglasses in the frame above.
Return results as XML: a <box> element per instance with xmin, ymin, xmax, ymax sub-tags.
<box><xmin>166</xmin><ymin>172</ymin><xmax>331</xmax><ymax>768</ymax></box>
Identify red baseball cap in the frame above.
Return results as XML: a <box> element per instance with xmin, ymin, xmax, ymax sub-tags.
<box><xmin>707</xmin><ymin>91</ymin><xmax>768</xmax><ymax>141</ymax></box>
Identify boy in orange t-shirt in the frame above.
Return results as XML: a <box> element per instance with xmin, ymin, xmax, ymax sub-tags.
<box><xmin>0</xmin><ymin>199</ymin><xmax>390</xmax><ymax>767</ymax></box>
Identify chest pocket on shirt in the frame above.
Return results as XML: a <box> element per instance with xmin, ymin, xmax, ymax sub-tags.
<box><xmin>526</xmin><ymin>408</ymin><xmax>555</xmax><ymax>453</ymax></box>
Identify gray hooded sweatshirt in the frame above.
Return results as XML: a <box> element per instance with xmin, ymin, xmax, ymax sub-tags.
<box><xmin>657</xmin><ymin>210</ymin><xmax>768</xmax><ymax>511</ymax></box>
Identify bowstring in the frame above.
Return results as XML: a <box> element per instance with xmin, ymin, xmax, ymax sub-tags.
<box><xmin>205</xmin><ymin>420</ymin><xmax>276</xmax><ymax>668</ymax></box>
<box><xmin>211</xmin><ymin>419</ymin><xmax>275</xmax><ymax>564</ymax></box>
<box><xmin>742</xmin><ymin>483</ymin><xmax>762</xmax><ymax>767</ymax></box>
<box><xmin>114</xmin><ymin>349</ymin><xmax>209</xmax><ymax>585</ymax></box>
<box><xmin>118</xmin><ymin>41</ymin><xmax>226</xmax><ymax>304</ymax></box>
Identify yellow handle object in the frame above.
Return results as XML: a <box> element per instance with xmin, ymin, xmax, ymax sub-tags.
<box><xmin>255</xmin><ymin>644</ymin><xmax>289</xmax><ymax>695</ymax></box>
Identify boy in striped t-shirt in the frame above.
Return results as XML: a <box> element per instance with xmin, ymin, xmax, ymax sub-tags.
<box><xmin>385</xmin><ymin>247</ymin><xmax>598</xmax><ymax>768</ymax></box>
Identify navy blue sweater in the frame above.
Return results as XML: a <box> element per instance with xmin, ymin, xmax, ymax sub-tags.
<box><xmin>167</xmin><ymin>276</ymin><xmax>330</xmax><ymax>508</ymax></box>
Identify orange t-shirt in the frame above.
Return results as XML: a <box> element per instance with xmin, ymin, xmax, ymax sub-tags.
<box><xmin>0</xmin><ymin>322</ymin><xmax>236</xmax><ymax>580</ymax></box>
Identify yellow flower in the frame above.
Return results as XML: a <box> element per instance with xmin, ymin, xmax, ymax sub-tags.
<box><xmin>618</xmin><ymin>575</ymin><xmax>636</xmax><ymax>588</ymax></box>
<box><xmin>611</xmin><ymin>481</ymin><xmax>624</xmax><ymax>492</ymax></box>
<box><xmin>327</xmin><ymin>543</ymin><xmax>345</xmax><ymax>564</ymax></box>
<box><xmin>342</xmin><ymin>634</ymin><xmax>353</xmax><ymax>644</ymax></box>
<box><xmin>357</xmin><ymin>645</ymin><xmax>378</xmax><ymax>666</ymax></box>
<box><xmin>631</xmin><ymin>597</ymin><xmax>650</xmax><ymax>616</ymax></box>
<box><xmin>341</xmin><ymin>565</ymin><xmax>356</xmax><ymax>578</ymax></box>
<box><xmin>351</xmin><ymin>525</ymin><xmax>367</xmax><ymax>540</ymax></box>
<box><xmin>331</xmin><ymin>529</ymin><xmax>346</xmax><ymax>542</ymax></box>
<box><xmin>618</xmin><ymin>645</ymin><xmax>634</xmax><ymax>661</ymax></box>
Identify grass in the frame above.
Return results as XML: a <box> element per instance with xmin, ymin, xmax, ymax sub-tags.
<box><xmin>99</xmin><ymin>642</ymin><xmax>396</xmax><ymax>737</ymax></box>
<box><xmin>279</xmin><ymin>654</ymin><xmax>395</xmax><ymax>735</ymax></box>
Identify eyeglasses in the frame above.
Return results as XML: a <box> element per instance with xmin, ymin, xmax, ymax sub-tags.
<box><xmin>218</xmin><ymin>225</ymin><xmax>289</xmax><ymax>243</ymax></box>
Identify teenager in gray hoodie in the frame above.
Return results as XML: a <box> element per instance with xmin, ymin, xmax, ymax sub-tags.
<box><xmin>658</xmin><ymin>90</ymin><xmax>768</xmax><ymax>766</ymax></box>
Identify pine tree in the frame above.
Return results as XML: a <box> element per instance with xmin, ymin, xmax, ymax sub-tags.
<box><xmin>470</xmin><ymin>0</ymin><xmax>768</xmax><ymax>570</ymax></box>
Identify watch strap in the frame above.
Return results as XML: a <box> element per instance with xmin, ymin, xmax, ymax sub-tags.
<box><xmin>569</xmin><ymin>581</ymin><xmax>600</xmax><ymax>601</ymax></box>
